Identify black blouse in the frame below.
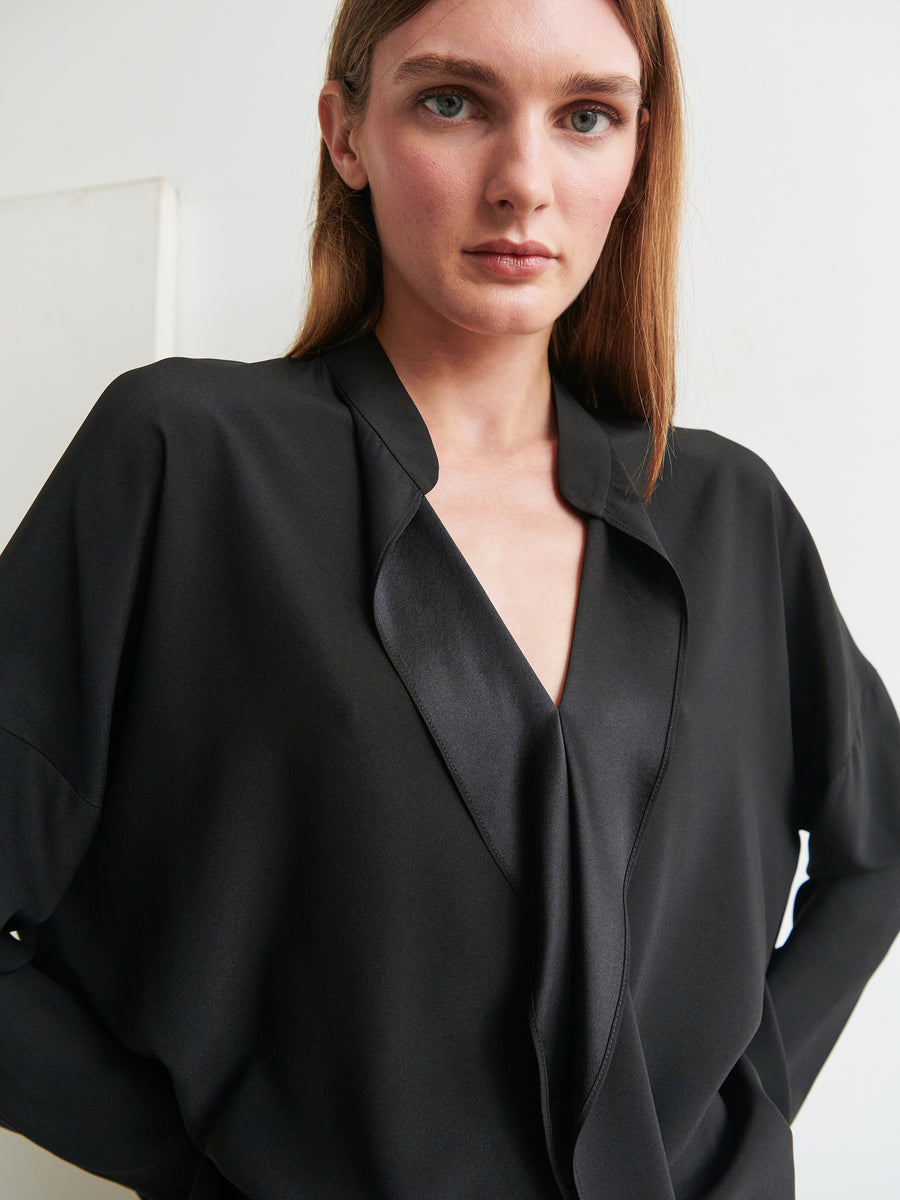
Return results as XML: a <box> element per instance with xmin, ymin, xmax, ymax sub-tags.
<box><xmin>1</xmin><ymin>334</ymin><xmax>898</xmax><ymax>1200</ymax></box>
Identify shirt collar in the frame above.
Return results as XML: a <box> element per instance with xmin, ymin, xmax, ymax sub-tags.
<box><xmin>321</xmin><ymin>332</ymin><xmax>640</xmax><ymax>522</ymax></box>
<box><xmin>321</xmin><ymin>333</ymin><xmax>439</xmax><ymax>495</ymax></box>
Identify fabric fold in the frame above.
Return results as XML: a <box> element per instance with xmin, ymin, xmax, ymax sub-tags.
<box><xmin>372</xmin><ymin>495</ymin><xmax>685</xmax><ymax>1195</ymax></box>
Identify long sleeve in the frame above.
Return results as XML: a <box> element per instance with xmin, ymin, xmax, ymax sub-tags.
<box><xmin>0</xmin><ymin>372</ymin><xmax>201</xmax><ymax>1196</ymax></box>
<box><xmin>761</xmin><ymin>490</ymin><xmax>900</xmax><ymax>1121</ymax></box>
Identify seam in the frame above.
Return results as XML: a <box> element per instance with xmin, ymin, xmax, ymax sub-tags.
<box><xmin>529</xmin><ymin>1001</ymin><xmax>576</xmax><ymax>1200</ymax></box>
<box><xmin>0</xmin><ymin>721</ymin><xmax>100</xmax><ymax>810</ymax></box>
<box><xmin>373</xmin><ymin>611</ymin><xmax>522</xmax><ymax>899</ymax></box>
<box><xmin>800</xmin><ymin>677</ymin><xmax>886</xmax><ymax>870</ymax></box>
<box><xmin>330</xmin><ymin>375</ymin><xmax>431</xmax><ymax>494</ymax></box>
<box><xmin>832</xmin><ymin>676</ymin><xmax>882</xmax><ymax>782</ymax></box>
<box><xmin>576</xmin><ymin>573</ymin><xmax>689</xmax><ymax>1136</ymax></box>
<box><xmin>372</xmin><ymin>500</ymin><xmax>524</xmax><ymax>898</ymax></box>
<box><xmin>601</xmin><ymin>509</ymin><xmax>656</xmax><ymax>548</ymax></box>
<box><xmin>374</xmin><ymin>493</ymin><xmax>422</xmax><ymax>578</ymax></box>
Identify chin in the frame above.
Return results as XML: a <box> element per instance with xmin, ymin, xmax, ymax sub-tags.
<box><xmin>448</xmin><ymin>295</ymin><xmax>563</xmax><ymax>340</ymax></box>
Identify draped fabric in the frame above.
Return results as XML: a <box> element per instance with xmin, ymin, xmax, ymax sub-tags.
<box><xmin>376</xmin><ymin>497</ymin><xmax>683</xmax><ymax>1195</ymax></box>
<box><xmin>0</xmin><ymin>333</ymin><xmax>898</xmax><ymax>1199</ymax></box>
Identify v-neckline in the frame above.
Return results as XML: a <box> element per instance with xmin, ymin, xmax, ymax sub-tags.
<box><xmin>368</xmin><ymin>423</ymin><xmax>686</xmax><ymax>1197</ymax></box>
<box><xmin>324</xmin><ymin>331</ymin><xmax>688</xmax><ymax>1195</ymax></box>
<box><xmin>419</xmin><ymin>493</ymin><xmax>592</xmax><ymax>715</ymax></box>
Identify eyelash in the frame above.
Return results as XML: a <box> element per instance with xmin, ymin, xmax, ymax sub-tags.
<box><xmin>417</xmin><ymin>89</ymin><xmax>626</xmax><ymax>136</ymax></box>
<box><xmin>560</xmin><ymin>102</ymin><xmax>626</xmax><ymax>134</ymax></box>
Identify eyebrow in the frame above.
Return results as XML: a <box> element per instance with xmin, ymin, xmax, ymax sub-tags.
<box><xmin>391</xmin><ymin>54</ymin><xmax>643</xmax><ymax>105</ymax></box>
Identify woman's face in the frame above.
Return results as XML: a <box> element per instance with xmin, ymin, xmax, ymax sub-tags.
<box><xmin>327</xmin><ymin>0</ymin><xmax>644</xmax><ymax>347</ymax></box>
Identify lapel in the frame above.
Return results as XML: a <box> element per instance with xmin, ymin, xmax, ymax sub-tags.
<box><xmin>322</xmin><ymin>336</ymin><xmax>687</xmax><ymax>1196</ymax></box>
<box><xmin>555</xmin><ymin>398</ymin><xmax>687</xmax><ymax>1185</ymax></box>
<box><xmin>320</xmin><ymin>334</ymin><xmax>437</xmax><ymax>576</ymax></box>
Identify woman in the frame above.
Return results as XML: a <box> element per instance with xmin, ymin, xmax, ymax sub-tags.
<box><xmin>0</xmin><ymin>0</ymin><xmax>898</xmax><ymax>1198</ymax></box>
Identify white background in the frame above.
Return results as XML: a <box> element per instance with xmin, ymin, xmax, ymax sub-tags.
<box><xmin>0</xmin><ymin>0</ymin><xmax>898</xmax><ymax>1196</ymax></box>
<box><xmin>0</xmin><ymin>179</ymin><xmax>177</xmax><ymax>550</ymax></box>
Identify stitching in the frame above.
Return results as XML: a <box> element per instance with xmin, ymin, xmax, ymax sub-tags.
<box><xmin>0</xmin><ymin>721</ymin><xmax>100</xmax><ymax>810</ymax></box>
<box><xmin>328</xmin><ymin>371</ymin><xmax>432</xmax><ymax>494</ymax></box>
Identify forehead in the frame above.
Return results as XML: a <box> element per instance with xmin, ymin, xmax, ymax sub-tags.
<box><xmin>371</xmin><ymin>0</ymin><xmax>641</xmax><ymax>92</ymax></box>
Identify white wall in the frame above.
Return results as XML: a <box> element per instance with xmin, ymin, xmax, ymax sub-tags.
<box><xmin>1</xmin><ymin>1</ymin><xmax>898</xmax><ymax>1197</ymax></box>
<box><xmin>667</xmin><ymin>3</ymin><xmax>900</xmax><ymax>1194</ymax></box>
<box><xmin>0</xmin><ymin>179</ymin><xmax>176</xmax><ymax>550</ymax></box>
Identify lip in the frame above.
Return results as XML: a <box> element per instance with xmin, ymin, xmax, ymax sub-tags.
<box><xmin>467</xmin><ymin>239</ymin><xmax>555</xmax><ymax>257</ymax></box>
<box><xmin>463</xmin><ymin>239</ymin><xmax>557</xmax><ymax>279</ymax></box>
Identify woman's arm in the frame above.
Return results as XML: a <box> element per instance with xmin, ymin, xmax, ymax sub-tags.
<box><xmin>0</xmin><ymin>935</ymin><xmax>200</xmax><ymax>1197</ymax></box>
<box><xmin>0</xmin><ymin>370</ymin><xmax>202</xmax><ymax>1194</ymax></box>
<box><xmin>760</xmin><ymin>492</ymin><xmax>900</xmax><ymax>1120</ymax></box>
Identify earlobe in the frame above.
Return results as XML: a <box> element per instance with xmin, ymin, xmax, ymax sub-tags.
<box><xmin>318</xmin><ymin>82</ymin><xmax>369</xmax><ymax>189</ymax></box>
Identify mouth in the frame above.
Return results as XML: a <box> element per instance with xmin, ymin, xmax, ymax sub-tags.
<box><xmin>463</xmin><ymin>240</ymin><xmax>557</xmax><ymax>278</ymax></box>
<box><xmin>467</xmin><ymin>239</ymin><xmax>555</xmax><ymax>257</ymax></box>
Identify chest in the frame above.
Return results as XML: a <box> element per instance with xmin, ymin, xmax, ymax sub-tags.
<box><xmin>426</xmin><ymin>460</ymin><xmax>587</xmax><ymax>705</ymax></box>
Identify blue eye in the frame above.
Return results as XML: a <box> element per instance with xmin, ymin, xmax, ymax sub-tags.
<box><xmin>423</xmin><ymin>94</ymin><xmax>471</xmax><ymax>120</ymax></box>
<box><xmin>569</xmin><ymin>109</ymin><xmax>611</xmax><ymax>134</ymax></box>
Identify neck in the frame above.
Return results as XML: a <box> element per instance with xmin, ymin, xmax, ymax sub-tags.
<box><xmin>375</xmin><ymin>315</ymin><xmax>555</xmax><ymax>455</ymax></box>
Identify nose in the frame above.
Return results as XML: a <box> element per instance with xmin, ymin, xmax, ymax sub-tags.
<box><xmin>484</xmin><ymin>116</ymin><xmax>555</xmax><ymax>214</ymax></box>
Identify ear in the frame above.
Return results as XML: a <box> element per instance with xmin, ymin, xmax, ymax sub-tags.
<box><xmin>319</xmin><ymin>81</ymin><xmax>369</xmax><ymax>189</ymax></box>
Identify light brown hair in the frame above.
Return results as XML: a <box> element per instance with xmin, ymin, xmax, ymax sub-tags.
<box><xmin>288</xmin><ymin>0</ymin><xmax>684</xmax><ymax>495</ymax></box>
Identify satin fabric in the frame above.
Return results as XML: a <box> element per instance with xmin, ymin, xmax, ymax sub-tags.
<box><xmin>0</xmin><ymin>333</ymin><xmax>898</xmax><ymax>1199</ymax></box>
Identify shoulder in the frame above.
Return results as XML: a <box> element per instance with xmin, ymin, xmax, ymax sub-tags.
<box><xmin>664</xmin><ymin>426</ymin><xmax>793</xmax><ymax>523</ymax></box>
<box><xmin>68</xmin><ymin>355</ymin><xmax>356</xmax><ymax>496</ymax></box>
<box><xmin>614</xmin><ymin>421</ymin><xmax>799</xmax><ymax>538</ymax></box>
<box><xmin>600</xmin><ymin>419</ymin><xmax>821</xmax><ymax>590</ymax></box>
<box><xmin>20</xmin><ymin>355</ymin><xmax>362</xmax><ymax>547</ymax></box>
<box><xmin>665</xmin><ymin>425</ymin><xmax>776</xmax><ymax>484</ymax></box>
<box><xmin>86</xmin><ymin>355</ymin><xmax>346</xmax><ymax>439</ymax></box>
<box><xmin>602</xmin><ymin>419</ymin><xmax>784</xmax><ymax>507</ymax></box>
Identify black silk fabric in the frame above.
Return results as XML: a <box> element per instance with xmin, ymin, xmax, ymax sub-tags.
<box><xmin>378</xmin><ymin>498</ymin><xmax>682</xmax><ymax>1199</ymax></box>
<box><xmin>1</xmin><ymin>334</ymin><xmax>899</xmax><ymax>1199</ymax></box>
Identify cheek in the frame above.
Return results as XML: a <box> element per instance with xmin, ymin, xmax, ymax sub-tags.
<box><xmin>565</xmin><ymin>154</ymin><xmax>635</xmax><ymax>243</ymax></box>
<box><xmin>368</xmin><ymin>144</ymin><xmax>466</xmax><ymax>247</ymax></box>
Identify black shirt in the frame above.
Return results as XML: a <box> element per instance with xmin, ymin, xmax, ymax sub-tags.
<box><xmin>1</xmin><ymin>334</ymin><xmax>898</xmax><ymax>1199</ymax></box>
